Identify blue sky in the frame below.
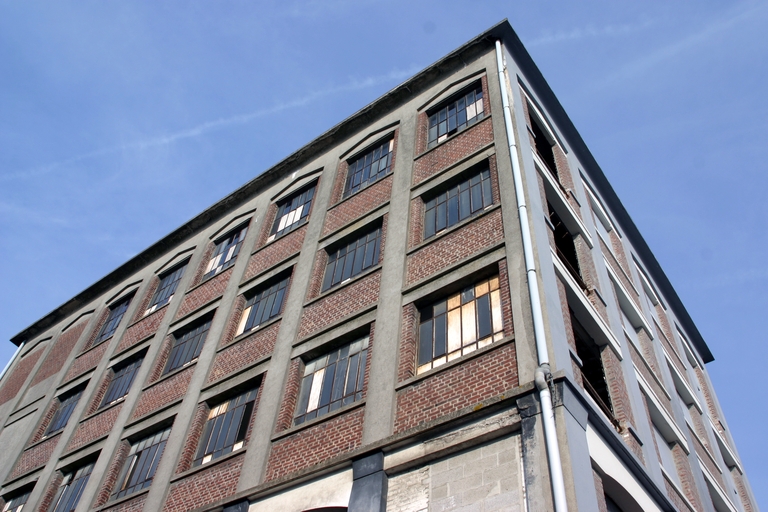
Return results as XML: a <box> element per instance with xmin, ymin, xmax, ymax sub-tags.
<box><xmin>1</xmin><ymin>0</ymin><xmax>765</xmax><ymax>506</ymax></box>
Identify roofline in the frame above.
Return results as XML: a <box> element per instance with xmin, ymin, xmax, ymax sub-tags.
<box><xmin>10</xmin><ymin>20</ymin><xmax>715</xmax><ymax>364</ymax></box>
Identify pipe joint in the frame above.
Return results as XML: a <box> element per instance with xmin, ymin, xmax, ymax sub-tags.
<box><xmin>535</xmin><ymin>364</ymin><xmax>552</xmax><ymax>392</ymax></box>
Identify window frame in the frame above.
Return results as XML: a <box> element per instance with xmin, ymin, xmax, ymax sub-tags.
<box><xmin>193</xmin><ymin>388</ymin><xmax>258</xmax><ymax>466</ymax></box>
<box><xmin>145</xmin><ymin>261</ymin><xmax>188</xmax><ymax>315</ymax></box>
<box><xmin>427</xmin><ymin>81</ymin><xmax>485</xmax><ymax>149</ymax></box>
<box><xmin>45</xmin><ymin>386</ymin><xmax>84</xmax><ymax>437</ymax></box>
<box><xmin>343</xmin><ymin>137</ymin><xmax>394</xmax><ymax>199</ymax></box>
<box><xmin>236</xmin><ymin>274</ymin><xmax>291</xmax><ymax>336</ymax></box>
<box><xmin>202</xmin><ymin>224</ymin><xmax>249</xmax><ymax>282</ymax></box>
<box><xmin>52</xmin><ymin>461</ymin><xmax>94</xmax><ymax>512</ymax></box>
<box><xmin>268</xmin><ymin>183</ymin><xmax>316</xmax><ymax>242</ymax></box>
<box><xmin>163</xmin><ymin>318</ymin><xmax>212</xmax><ymax>376</ymax></box>
<box><xmin>423</xmin><ymin>167</ymin><xmax>494</xmax><ymax>240</ymax></box>
<box><xmin>93</xmin><ymin>295</ymin><xmax>133</xmax><ymax>346</ymax></box>
<box><xmin>294</xmin><ymin>336</ymin><xmax>369</xmax><ymax>425</ymax></box>
<box><xmin>112</xmin><ymin>427</ymin><xmax>171</xmax><ymax>500</ymax></box>
<box><xmin>321</xmin><ymin>226</ymin><xmax>382</xmax><ymax>292</ymax></box>
<box><xmin>2</xmin><ymin>488</ymin><xmax>31</xmax><ymax>512</ymax></box>
<box><xmin>416</xmin><ymin>275</ymin><xmax>505</xmax><ymax>374</ymax></box>
<box><xmin>99</xmin><ymin>356</ymin><xmax>143</xmax><ymax>410</ymax></box>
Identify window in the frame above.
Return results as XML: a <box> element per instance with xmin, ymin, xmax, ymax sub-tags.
<box><xmin>343</xmin><ymin>138</ymin><xmax>394</xmax><ymax>198</ymax></box>
<box><xmin>417</xmin><ymin>276</ymin><xmax>504</xmax><ymax>374</ymax></box>
<box><xmin>51</xmin><ymin>462</ymin><xmax>94</xmax><ymax>512</ymax></box>
<box><xmin>571</xmin><ymin>311</ymin><xmax>613</xmax><ymax>418</ymax></box>
<box><xmin>2</xmin><ymin>489</ymin><xmax>31</xmax><ymax>512</ymax></box>
<box><xmin>428</xmin><ymin>83</ymin><xmax>484</xmax><ymax>148</ymax></box>
<box><xmin>322</xmin><ymin>227</ymin><xmax>381</xmax><ymax>292</ymax></box>
<box><xmin>99</xmin><ymin>357</ymin><xmax>143</xmax><ymax>409</ymax></box>
<box><xmin>294</xmin><ymin>336</ymin><xmax>369</xmax><ymax>425</ymax></box>
<box><xmin>236</xmin><ymin>275</ymin><xmax>290</xmax><ymax>336</ymax></box>
<box><xmin>94</xmin><ymin>295</ymin><xmax>132</xmax><ymax>346</ymax></box>
<box><xmin>528</xmin><ymin>104</ymin><xmax>557</xmax><ymax>180</ymax></box>
<box><xmin>112</xmin><ymin>427</ymin><xmax>170</xmax><ymax>500</ymax></box>
<box><xmin>163</xmin><ymin>319</ymin><xmax>211</xmax><ymax>375</ymax></box>
<box><xmin>45</xmin><ymin>387</ymin><xmax>83</xmax><ymax>436</ymax></box>
<box><xmin>203</xmin><ymin>225</ymin><xmax>249</xmax><ymax>281</ymax></box>
<box><xmin>145</xmin><ymin>262</ymin><xmax>187</xmax><ymax>315</ymax></box>
<box><xmin>194</xmin><ymin>388</ymin><xmax>258</xmax><ymax>466</ymax></box>
<box><xmin>268</xmin><ymin>184</ymin><xmax>315</xmax><ymax>242</ymax></box>
<box><xmin>424</xmin><ymin>169</ymin><xmax>493</xmax><ymax>239</ymax></box>
<box><xmin>548</xmin><ymin>203</ymin><xmax>584</xmax><ymax>288</ymax></box>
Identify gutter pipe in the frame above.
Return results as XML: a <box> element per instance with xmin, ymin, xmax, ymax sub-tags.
<box><xmin>495</xmin><ymin>39</ymin><xmax>569</xmax><ymax>512</ymax></box>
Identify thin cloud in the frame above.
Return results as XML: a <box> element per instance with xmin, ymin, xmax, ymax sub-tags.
<box><xmin>527</xmin><ymin>20</ymin><xmax>655</xmax><ymax>47</ymax></box>
<box><xmin>0</xmin><ymin>67</ymin><xmax>419</xmax><ymax>183</ymax></box>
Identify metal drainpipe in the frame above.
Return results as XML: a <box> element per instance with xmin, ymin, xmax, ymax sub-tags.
<box><xmin>495</xmin><ymin>39</ymin><xmax>568</xmax><ymax>512</ymax></box>
<box><xmin>0</xmin><ymin>341</ymin><xmax>25</xmax><ymax>384</ymax></box>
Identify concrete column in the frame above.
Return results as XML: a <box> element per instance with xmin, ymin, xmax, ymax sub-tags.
<box><xmin>348</xmin><ymin>452</ymin><xmax>387</xmax><ymax>512</ymax></box>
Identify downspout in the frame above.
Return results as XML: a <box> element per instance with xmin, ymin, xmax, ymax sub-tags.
<box><xmin>495</xmin><ymin>40</ymin><xmax>568</xmax><ymax>512</ymax></box>
<box><xmin>0</xmin><ymin>341</ymin><xmax>25</xmax><ymax>384</ymax></box>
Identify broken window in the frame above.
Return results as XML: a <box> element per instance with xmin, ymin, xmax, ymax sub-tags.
<box><xmin>549</xmin><ymin>203</ymin><xmax>585</xmax><ymax>289</ymax></box>
<box><xmin>571</xmin><ymin>311</ymin><xmax>613</xmax><ymax>418</ymax></box>
<box><xmin>427</xmin><ymin>83</ymin><xmax>484</xmax><ymax>148</ymax></box>
<box><xmin>528</xmin><ymin>106</ymin><xmax>558</xmax><ymax>181</ymax></box>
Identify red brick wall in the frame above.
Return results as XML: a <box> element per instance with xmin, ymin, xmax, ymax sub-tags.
<box><xmin>65</xmin><ymin>403</ymin><xmax>123</xmax><ymax>453</ymax></box>
<box><xmin>116</xmin><ymin>307</ymin><xmax>168</xmax><ymax>353</ymax></box>
<box><xmin>297</xmin><ymin>269</ymin><xmax>381</xmax><ymax>340</ymax></box>
<box><xmin>176</xmin><ymin>404</ymin><xmax>209</xmax><ymax>474</ymax></box>
<box><xmin>0</xmin><ymin>344</ymin><xmax>44</xmax><ymax>406</ymax></box>
<box><xmin>30</xmin><ymin>321</ymin><xmax>88</xmax><ymax>387</ymax></box>
<box><xmin>629</xmin><ymin>343</ymin><xmax>672</xmax><ymax>418</ymax></box>
<box><xmin>265</xmin><ymin>406</ymin><xmax>364</xmax><ymax>482</ymax></box>
<box><xmin>163</xmin><ymin>453</ymin><xmax>244</xmax><ymax>512</ymax></box>
<box><xmin>593</xmin><ymin>469</ymin><xmax>608</xmax><ymax>512</ymax></box>
<box><xmin>275</xmin><ymin>359</ymin><xmax>301</xmax><ymax>433</ymax></box>
<box><xmin>397</xmin><ymin>303</ymin><xmax>419</xmax><ymax>382</ymax></box>
<box><xmin>600</xmin><ymin>237</ymin><xmax>640</xmax><ymax>308</ymax></box>
<box><xmin>394</xmin><ymin>342</ymin><xmax>518</xmax><ymax>433</ymax></box>
<box><xmin>8</xmin><ymin>434</ymin><xmax>60</xmax><ymax>480</ymax></box>
<box><xmin>413</xmin><ymin>117</ymin><xmax>494</xmax><ymax>186</ymax></box>
<box><xmin>102</xmin><ymin>493</ymin><xmax>147</xmax><ymax>512</ymax></box>
<box><xmin>690</xmin><ymin>426</ymin><xmax>725</xmax><ymax>488</ymax></box>
<box><xmin>405</xmin><ymin>208</ymin><xmax>503</xmax><ymax>286</ymax></box>
<box><xmin>732</xmin><ymin>468</ymin><xmax>755</xmax><ymax>512</ymax></box>
<box><xmin>206</xmin><ymin>321</ymin><xmax>279</xmax><ymax>384</ymax></box>
<box><xmin>64</xmin><ymin>341</ymin><xmax>109</xmax><ymax>383</ymax></box>
<box><xmin>243</xmin><ymin>225</ymin><xmax>307</xmax><ymax>283</ymax></box>
<box><xmin>95</xmin><ymin>441</ymin><xmax>131</xmax><ymax>506</ymax></box>
<box><xmin>174</xmin><ymin>267</ymin><xmax>233</xmax><ymax>321</ymax></box>
<box><xmin>30</xmin><ymin>400</ymin><xmax>59</xmax><ymax>445</ymax></box>
<box><xmin>602</xmin><ymin>346</ymin><xmax>643</xmax><ymax>461</ymax></box>
<box><xmin>39</xmin><ymin>471</ymin><xmax>64</xmax><ymax>512</ymax></box>
<box><xmin>664</xmin><ymin>479</ymin><xmax>694</xmax><ymax>512</ymax></box>
<box><xmin>131</xmin><ymin>277</ymin><xmax>159</xmax><ymax>324</ymax></box>
<box><xmin>83</xmin><ymin>308</ymin><xmax>111</xmax><ymax>351</ymax></box>
<box><xmin>323</xmin><ymin>174</ymin><xmax>393</xmax><ymax>237</ymax></box>
<box><xmin>672</xmin><ymin>443</ymin><xmax>704</xmax><ymax>511</ymax></box>
<box><xmin>130</xmin><ymin>366</ymin><xmax>194</xmax><ymax>421</ymax></box>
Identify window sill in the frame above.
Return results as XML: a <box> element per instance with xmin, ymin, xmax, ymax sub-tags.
<box><xmin>396</xmin><ymin>335</ymin><xmax>514</xmax><ymax>391</ymax></box>
<box><xmin>131</xmin><ymin>302</ymin><xmax>170</xmax><ymax>327</ymax></box>
<box><xmin>195</xmin><ymin>263</ymin><xmax>236</xmax><ymax>290</ymax></box>
<box><xmin>145</xmin><ymin>360</ymin><xmax>198</xmax><ymax>390</ymax></box>
<box><xmin>96</xmin><ymin>487</ymin><xmax>150</xmax><ymax>512</ymax></box>
<box><xmin>407</xmin><ymin>203</ymin><xmax>500</xmax><ymax>256</ymax></box>
<box><xmin>171</xmin><ymin>447</ymin><xmax>247</xmax><ymax>483</ymax></box>
<box><xmin>225</xmin><ymin>316</ymin><xmax>282</xmax><ymax>350</ymax></box>
<box><xmin>26</xmin><ymin>430</ymin><xmax>63</xmax><ymax>451</ymax></box>
<box><xmin>304</xmin><ymin>265</ymin><xmax>382</xmax><ymax>307</ymax></box>
<box><xmin>272</xmin><ymin>399</ymin><xmax>366</xmax><ymax>442</ymax></box>
<box><xmin>414</xmin><ymin>114</ymin><xmax>492</xmax><ymax>162</ymax></box>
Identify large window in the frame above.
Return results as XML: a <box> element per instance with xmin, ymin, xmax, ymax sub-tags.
<box><xmin>571</xmin><ymin>311</ymin><xmax>613</xmax><ymax>418</ymax></box>
<box><xmin>194</xmin><ymin>388</ymin><xmax>258</xmax><ymax>466</ymax></box>
<box><xmin>294</xmin><ymin>336</ymin><xmax>369</xmax><ymax>425</ymax></box>
<box><xmin>549</xmin><ymin>203</ymin><xmax>584</xmax><ymax>289</ymax></box>
<box><xmin>268</xmin><ymin>185</ymin><xmax>315</xmax><ymax>242</ymax></box>
<box><xmin>112</xmin><ymin>427</ymin><xmax>171</xmax><ymax>500</ymax></box>
<box><xmin>203</xmin><ymin>225</ymin><xmax>249</xmax><ymax>281</ymax></box>
<box><xmin>427</xmin><ymin>83</ymin><xmax>484</xmax><ymax>149</ymax></box>
<box><xmin>163</xmin><ymin>319</ymin><xmax>211</xmax><ymax>375</ymax></box>
<box><xmin>52</xmin><ymin>462</ymin><xmax>94</xmax><ymax>512</ymax></box>
<box><xmin>424</xmin><ymin>169</ymin><xmax>493</xmax><ymax>239</ymax></box>
<box><xmin>418</xmin><ymin>276</ymin><xmax>504</xmax><ymax>374</ymax></box>
<box><xmin>145</xmin><ymin>262</ymin><xmax>187</xmax><ymax>315</ymax></box>
<box><xmin>94</xmin><ymin>295</ymin><xmax>132</xmax><ymax>346</ymax></box>
<box><xmin>46</xmin><ymin>387</ymin><xmax>83</xmax><ymax>436</ymax></box>
<box><xmin>322</xmin><ymin>227</ymin><xmax>381</xmax><ymax>292</ymax></box>
<box><xmin>99</xmin><ymin>357</ymin><xmax>143</xmax><ymax>409</ymax></box>
<box><xmin>236</xmin><ymin>275</ymin><xmax>290</xmax><ymax>336</ymax></box>
<box><xmin>2</xmin><ymin>488</ymin><xmax>31</xmax><ymax>512</ymax></box>
<box><xmin>528</xmin><ymin>104</ymin><xmax>558</xmax><ymax>180</ymax></box>
<box><xmin>344</xmin><ymin>138</ymin><xmax>394</xmax><ymax>198</ymax></box>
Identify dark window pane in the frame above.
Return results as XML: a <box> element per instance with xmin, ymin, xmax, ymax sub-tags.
<box><xmin>94</xmin><ymin>296</ymin><xmax>132</xmax><ymax>346</ymax></box>
<box><xmin>476</xmin><ymin>294</ymin><xmax>492</xmax><ymax>339</ymax></box>
<box><xmin>164</xmin><ymin>319</ymin><xmax>211</xmax><ymax>375</ymax></box>
<box><xmin>47</xmin><ymin>388</ymin><xmax>83</xmax><ymax>435</ymax></box>
<box><xmin>434</xmin><ymin>313</ymin><xmax>447</xmax><ymax>358</ymax></box>
<box><xmin>343</xmin><ymin>138</ymin><xmax>394</xmax><ymax>197</ymax></box>
<box><xmin>418</xmin><ymin>319</ymin><xmax>433</xmax><ymax>366</ymax></box>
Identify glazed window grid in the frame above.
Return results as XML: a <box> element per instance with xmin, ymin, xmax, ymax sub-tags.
<box><xmin>427</xmin><ymin>83</ymin><xmax>484</xmax><ymax>148</ymax></box>
<box><xmin>236</xmin><ymin>276</ymin><xmax>290</xmax><ymax>336</ymax></box>
<box><xmin>424</xmin><ymin>169</ymin><xmax>493</xmax><ymax>240</ymax></box>
<box><xmin>203</xmin><ymin>225</ymin><xmax>249</xmax><ymax>281</ymax></box>
<box><xmin>343</xmin><ymin>138</ymin><xmax>394</xmax><ymax>198</ymax></box>
<box><xmin>145</xmin><ymin>263</ymin><xmax>187</xmax><ymax>315</ymax></box>
<box><xmin>194</xmin><ymin>388</ymin><xmax>258</xmax><ymax>466</ymax></box>
<box><xmin>322</xmin><ymin>227</ymin><xmax>381</xmax><ymax>292</ymax></box>
<box><xmin>100</xmin><ymin>357</ymin><xmax>143</xmax><ymax>409</ymax></box>
<box><xmin>268</xmin><ymin>185</ymin><xmax>315</xmax><ymax>242</ymax></box>
<box><xmin>163</xmin><ymin>320</ymin><xmax>211</xmax><ymax>375</ymax></box>
<box><xmin>113</xmin><ymin>427</ymin><xmax>171</xmax><ymax>500</ymax></box>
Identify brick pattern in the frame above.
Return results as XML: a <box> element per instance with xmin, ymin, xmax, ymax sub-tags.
<box><xmin>601</xmin><ymin>345</ymin><xmax>643</xmax><ymax>462</ymax></box>
<box><xmin>64</xmin><ymin>341</ymin><xmax>109</xmax><ymax>383</ymax></box>
<box><xmin>600</xmin><ymin>237</ymin><xmax>640</xmax><ymax>309</ymax></box>
<box><xmin>218</xmin><ymin>295</ymin><xmax>247</xmax><ymax>349</ymax></box>
<box><xmin>629</xmin><ymin>342</ymin><xmax>672</xmax><ymax>419</ymax></box>
<box><xmin>65</xmin><ymin>403</ymin><xmax>123</xmax><ymax>453</ymax></box>
<box><xmin>636</xmin><ymin>327</ymin><xmax>661</xmax><ymax>376</ymax></box>
<box><xmin>397</xmin><ymin>305</ymin><xmax>419</xmax><ymax>383</ymax></box>
<box><xmin>265</xmin><ymin>406</ymin><xmax>364</xmax><ymax>482</ymax></box>
<box><xmin>116</xmin><ymin>306</ymin><xmax>168</xmax><ymax>353</ymax></box>
<box><xmin>174</xmin><ymin>267</ymin><xmax>233</xmax><ymax>321</ymax></box>
<box><xmin>406</xmin><ymin>209</ymin><xmax>503</xmax><ymax>286</ymax></box>
<box><xmin>323</xmin><ymin>174</ymin><xmax>393</xmax><ymax>237</ymax></box>
<box><xmin>0</xmin><ymin>344</ymin><xmax>43</xmax><ymax>406</ymax></box>
<box><xmin>206</xmin><ymin>321</ymin><xmax>279</xmax><ymax>384</ymax></box>
<box><xmin>694</xmin><ymin>367</ymin><xmax>721</xmax><ymax>432</ymax></box>
<box><xmin>30</xmin><ymin>321</ymin><xmax>88</xmax><ymax>387</ymax></box>
<box><xmin>163</xmin><ymin>453</ymin><xmax>244</xmax><ymax>512</ymax></box>
<box><xmin>190</xmin><ymin>243</ymin><xmax>216</xmax><ymax>288</ymax></box>
<box><xmin>8</xmin><ymin>434</ymin><xmax>60</xmax><ymax>480</ymax></box>
<box><xmin>690</xmin><ymin>425</ymin><xmax>725</xmax><ymax>489</ymax></box>
<box><xmin>413</xmin><ymin>117</ymin><xmax>494</xmax><ymax>186</ymax></box>
<box><xmin>131</xmin><ymin>276</ymin><xmax>159</xmax><ymax>324</ymax></box>
<box><xmin>95</xmin><ymin>441</ymin><xmax>131</xmax><ymax>506</ymax></box>
<box><xmin>593</xmin><ymin>469</ymin><xmax>608</xmax><ymax>512</ymax></box>
<box><xmin>30</xmin><ymin>400</ymin><xmax>59</xmax><ymax>445</ymax></box>
<box><xmin>732</xmin><ymin>468</ymin><xmax>755</xmax><ymax>512</ymax></box>
<box><xmin>242</xmin><ymin>225</ymin><xmax>307</xmax><ymax>283</ymax></box>
<box><xmin>176</xmin><ymin>404</ymin><xmax>209</xmax><ymax>474</ymax></box>
<box><xmin>688</xmin><ymin>406</ymin><xmax>712</xmax><ymax>453</ymax></box>
<box><xmin>664</xmin><ymin>478</ymin><xmax>695</xmax><ymax>512</ymax></box>
<box><xmin>394</xmin><ymin>342</ymin><xmax>518</xmax><ymax>434</ymax></box>
<box><xmin>574</xmin><ymin>235</ymin><xmax>609</xmax><ymax>323</ymax></box>
<box><xmin>297</xmin><ymin>269</ymin><xmax>381</xmax><ymax>340</ymax></box>
<box><xmin>130</xmin><ymin>366</ymin><xmax>194</xmax><ymax>421</ymax></box>
<box><xmin>672</xmin><ymin>443</ymin><xmax>704</xmax><ymax>511</ymax></box>
<box><xmin>83</xmin><ymin>308</ymin><xmax>111</xmax><ymax>351</ymax></box>
<box><xmin>102</xmin><ymin>493</ymin><xmax>147</xmax><ymax>512</ymax></box>
<box><xmin>256</xmin><ymin>203</ymin><xmax>280</xmax><ymax>249</ymax></box>
<box><xmin>659</xmin><ymin>327</ymin><xmax>688</xmax><ymax>382</ymax></box>
<box><xmin>39</xmin><ymin>471</ymin><xmax>63</xmax><ymax>512</ymax></box>
<box><xmin>275</xmin><ymin>359</ymin><xmax>301</xmax><ymax>433</ymax></box>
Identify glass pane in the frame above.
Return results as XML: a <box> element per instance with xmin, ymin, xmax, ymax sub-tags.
<box><xmin>476</xmin><ymin>294</ymin><xmax>492</xmax><ymax>339</ymax></box>
<box><xmin>419</xmin><ymin>320</ymin><xmax>433</xmax><ymax>365</ymax></box>
<box><xmin>447</xmin><ymin>308</ymin><xmax>462</xmax><ymax>353</ymax></box>
<box><xmin>461</xmin><ymin>301</ymin><xmax>477</xmax><ymax>345</ymax></box>
<box><xmin>434</xmin><ymin>313</ymin><xmax>447</xmax><ymax>358</ymax></box>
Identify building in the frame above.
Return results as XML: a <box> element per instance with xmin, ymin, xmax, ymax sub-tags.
<box><xmin>0</xmin><ymin>19</ymin><xmax>757</xmax><ymax>512</ymax></box>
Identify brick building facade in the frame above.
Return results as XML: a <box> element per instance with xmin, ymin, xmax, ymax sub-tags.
<box><xmin>0</xmin><ymin>21</ymin><xmax>757</xmax><ymax>512</ymax></box>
